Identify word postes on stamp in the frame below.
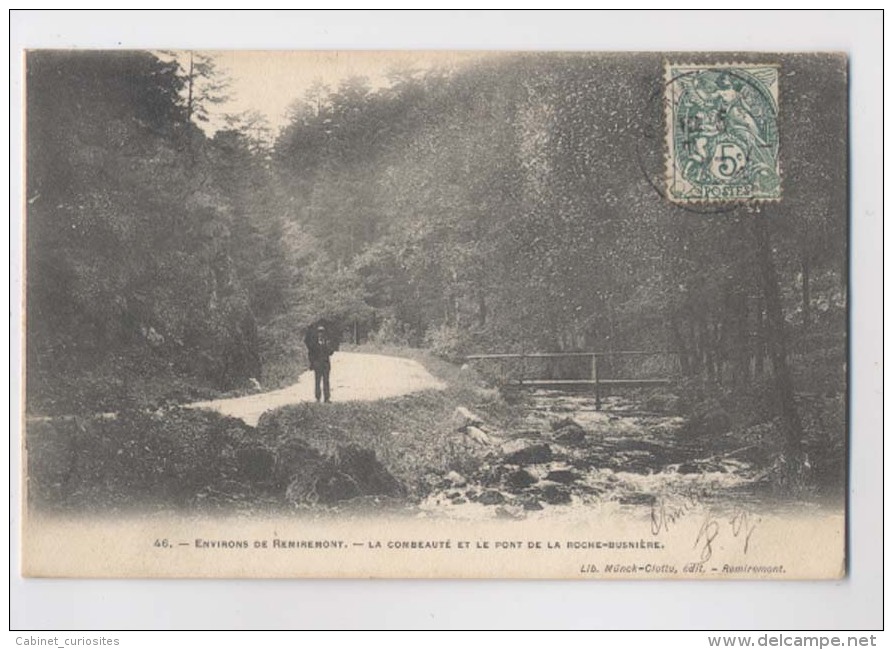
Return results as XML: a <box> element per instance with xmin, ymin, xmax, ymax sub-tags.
<box><xmin>665</xmin><ymin>63</ymin><xmax>781</xmax><ymax>203</ymax></box>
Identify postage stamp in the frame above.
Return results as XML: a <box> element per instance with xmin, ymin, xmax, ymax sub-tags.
<box><xmin>665</xmin><ymin>63</ymin><xmax>781</xmax><ymax>203</ymax></box>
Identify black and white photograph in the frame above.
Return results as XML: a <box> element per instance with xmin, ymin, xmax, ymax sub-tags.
<box><xmin>20</xmin><ymin>45</ymin><xmax>850</xmax><ymax>581</ymax></box>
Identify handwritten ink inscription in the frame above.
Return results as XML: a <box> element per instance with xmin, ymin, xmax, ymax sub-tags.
<box><xmin>694</xmin><ymin>511</ymin><xmax>761</xmax><ymax>562</ymax></box>
<box><xmin>650</xmin><ymin>492</ymin><xmax>761</xmax><ymax>563</ymax></box>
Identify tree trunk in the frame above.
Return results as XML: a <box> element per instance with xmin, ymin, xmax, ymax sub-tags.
<box><xmin>185</xmin><ymin>51</ymin><xmax>196</xmax><ymax>166</ymax></box>
<box><xmin>801</xmin><ymin>253</ymin><xmax>811</xmax><ymax>328</ymax></box>
<box><xmin>607</xmin><ymin>298</ymin><xmax>617</xmax><ymax>376</ymax></box>
<box><xmin>728</xmin><ymin>289</ymin><xmax>750</xmax><ymax>386</ymax></box>
<box><xmin>753</xmin><ymin>211</ymin><xmax>803</xmax><ymax>455</ymax></box>
<box><xmin>670</xmin><ymin>318</ymin><xmax>691</xmax><ymax>375</ymax></box>
<box><xmin>186</xmin><ymin>52</ymin><xmax>194</xmax><ymax>124</ymax></box>
<box><xmin>711</xmin><ymin>319</ymin><xmax>724</xmax><ymax>384</ymax></box>
<box><xmin>701</xmin><ymin>317</ymin><xmax>715</xmax><ymax>383</ymax></box>
<box><xmin>754</xmin><ymin>295</ymin><xmax>766</xmax><ymax>378</ymax></box>
<box><xmin>738</xmin><ymin>294</ymin><xmax>749</xmax><ymax>384</ymax></box>
<box><xmin>689</xmin><ymin>318</ymin><xmax>702</xmax><ymax>375</ymax></box>
<box><xmin>477</xmin><ymin>289</ymin><xmax>487</xmax><ymax>327</ymax></box>
<box><xmin>708</xmin><ymin>319</ymin><xmax>718</xmax><ymax>383</ymax></box>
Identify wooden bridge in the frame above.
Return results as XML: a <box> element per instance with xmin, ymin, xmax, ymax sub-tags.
<box><xmin>465</xmin><ymin>351</ymin><xmax>676</xmax><ymax>410</ymax></box>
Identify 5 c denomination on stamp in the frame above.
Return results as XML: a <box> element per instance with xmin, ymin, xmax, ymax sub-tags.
<box><xmin>665</xmin><ymin>63</ymin><xmax>781</xmax><ymax>203</ymax></box>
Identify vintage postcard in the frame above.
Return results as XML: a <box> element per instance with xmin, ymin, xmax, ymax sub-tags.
<box><xmin>21</xmin><ymin>50</ymin><xmax>848</xmax><ymax>579</ymax></box>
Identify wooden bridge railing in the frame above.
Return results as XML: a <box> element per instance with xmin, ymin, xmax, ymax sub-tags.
<box><xmin>465</xmin><ymin>351</ymin><xmax>677</xmax><ymax>410</ymax></box>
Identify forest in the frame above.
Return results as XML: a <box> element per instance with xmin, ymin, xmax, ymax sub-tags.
<box><xmin>25</xmin><ymin>51</ymin><xmax>847</xmax><ymax>503</ymax></box>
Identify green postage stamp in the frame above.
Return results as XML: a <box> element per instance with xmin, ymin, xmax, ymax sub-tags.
<box><xmin>665</xmin><ymin>63</ymin><xmax>781</xmax><ymax>202</ymax></box>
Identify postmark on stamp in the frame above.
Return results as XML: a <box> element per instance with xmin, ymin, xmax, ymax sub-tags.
<box><xmin>665</xmin><ymin>63</ymin><xmax>781</xmax><ymax>203</ymax></box>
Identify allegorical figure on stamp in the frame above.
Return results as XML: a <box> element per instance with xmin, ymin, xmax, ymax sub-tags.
<box><xmin>304</xmin><ymin>322</ymin><xmax>336</xmax><ymax>403</ymax></box>
<box><xmin>667</xmin><ymin>65</ymin><xmax>781</xmax><ymax>201</ymax></box>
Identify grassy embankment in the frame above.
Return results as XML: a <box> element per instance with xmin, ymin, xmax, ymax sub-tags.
<box><xmin>26</xmin><ymin>346</ymin><xmax>510</xmax><ymax>514</ymax></box>
<box><xmin>261</xmin><ymin>345</ymin><xmax>506</xmax><ymax>482</ymax></box>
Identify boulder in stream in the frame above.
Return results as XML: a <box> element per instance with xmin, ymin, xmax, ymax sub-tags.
<box><xmin>550</xmin><ymin>418</ymin><xmax>587</xmax><ymax>446</ymax></box>
<box><xmin>555</xmin><ymin>427</ymin><xmax>586</xmax><ymax>446</ymax></box>
<box><xmin>551</xmin><ymin>417</ymin><xmax>584</xmax><ymax>432</ymax></box>
<box><xmin>475</xmin><ymin>489</ymin><xmax>507</xmax><ymax>506</ymax></box>
<box><xmin>539</xmin><ymin>484</ymin><xmax>572</xmax><ymax>505</ymax></box>
<box><xmin>505</xmin><ymin>468</ymin><xmax>537</xmax><ymax>490</ymax></box>
<box><xmin>495</xmin><ymin>505</ymin><xmax>526</xmax><ymax>520</ymax></box>
<box><xmin>544</xmin><ymin>469</ymin><xmax>579</xmax><ymax>484</ymax></box>
<box><xmin>687</xmin><ymin>398</ymin><xmax>731</xmax><ymax>435</ymax></box>
<box><xmin>515</xmin><ymin>496</ymin><xmax>544</xmax><ymax>511</ymax></box>
<box><xmin>503</xmin><ymin>443</ymin><xmax>553</xmax><ymax>466</ymax></box>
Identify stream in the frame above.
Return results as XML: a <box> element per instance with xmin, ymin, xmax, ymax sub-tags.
<box><xmin>419</xmin><ymin>389</ymin><xmax>777</xmax><ymax>521</ymax></box>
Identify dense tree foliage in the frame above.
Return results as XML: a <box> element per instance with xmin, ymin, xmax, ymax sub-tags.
<box><xmin>27</xmin><ymin>50</ymin><xmax>847</xmax><ymax>458</ymax></box>
<box><xmin>27</xmin><ymin>51</ymin><xmax>265</xmax><ymax>410</ymax></box>
<box><xmin>274</xmin><ymin>53</ymin><xmax>845</xmax><ymax>361</ymax></box>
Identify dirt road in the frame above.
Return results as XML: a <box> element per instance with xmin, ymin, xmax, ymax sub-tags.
<box><xmin>187</xmin><ymin>351</ymin><xmax>446</xmax><ymax>426</ymax></box>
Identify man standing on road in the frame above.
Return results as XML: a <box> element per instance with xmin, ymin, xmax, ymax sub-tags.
<box><xmin>304</xmin><ymin>323</ymin><xmax>335</xmax><ymax>403</ymax></box>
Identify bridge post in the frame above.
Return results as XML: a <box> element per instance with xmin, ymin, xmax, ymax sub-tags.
<box><xmin>591</xmin><ymin>354</ymin><xmax>601</xmax><ymax>410</ymax></box>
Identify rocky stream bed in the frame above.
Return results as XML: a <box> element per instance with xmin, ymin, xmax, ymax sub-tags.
<box><xmin>418</xmin><ymin>390</ymin><xmax>773</xmax><ymax>520</ymax></box>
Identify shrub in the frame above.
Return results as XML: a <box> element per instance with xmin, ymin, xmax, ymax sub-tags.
<box><xmin>424</xmin><ymin>324</ymin><xmax>465</xmax><ymax>363</ymax></box>
<box><xmin>26</xmin><ymin>408</ymin><xmax>256</xmax><ymax>512</ymax></box>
